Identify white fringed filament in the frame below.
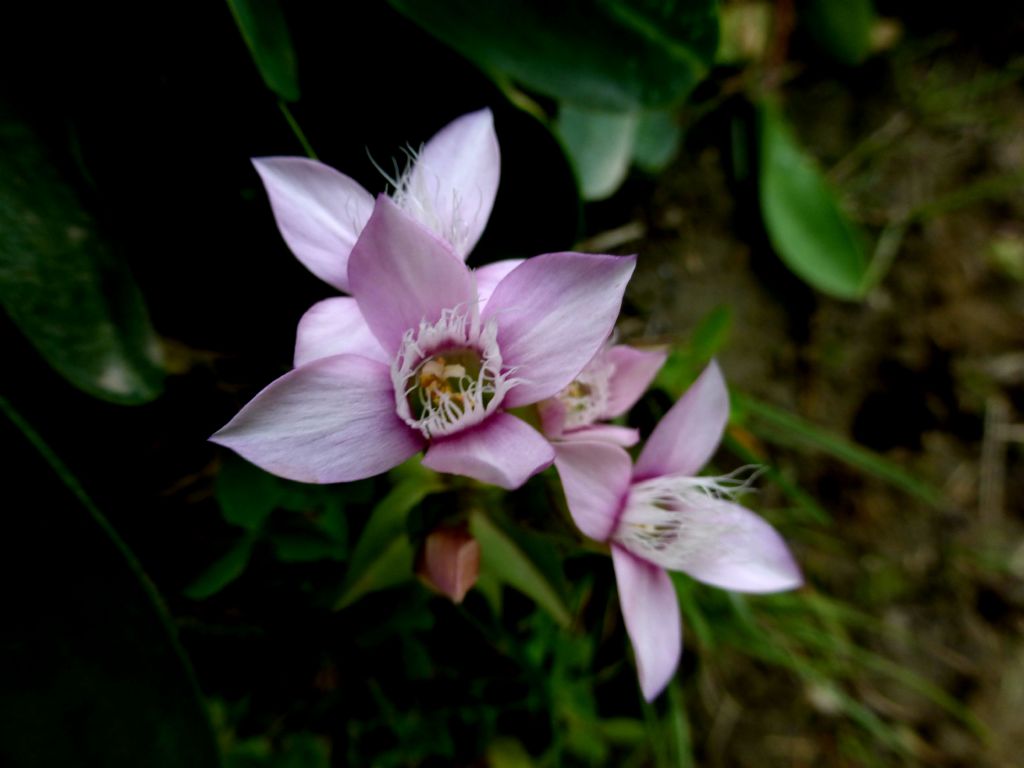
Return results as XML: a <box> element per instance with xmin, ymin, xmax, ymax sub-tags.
<box><xmin>390</xmin><ymin>146</ymin><xmax>478</xmax><ymax>256</ymax></box>
<box><xmin>391</xmin><ymin>307</ymin><xmax>515</xmax><ymax>439</ymax></box>
<box><xmin>615</xmin><ymin>467</ymin><xmax>763</xmax><ymax>571</ymax></box>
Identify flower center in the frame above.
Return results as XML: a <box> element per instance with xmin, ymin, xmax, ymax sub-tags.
<box><xmin>615</xmin><ymin>469</ymin><xmax>759</xmax><ymax>570</ymax></box>
<box><xmin>555</xmin><ymin>355</ymin><xmax>614</xmax><ymax>429</ymax></box>
<box><xmin>392</xmin><ymin>308</ymin><xmax>513</xmax><ymax>439</ymax></box>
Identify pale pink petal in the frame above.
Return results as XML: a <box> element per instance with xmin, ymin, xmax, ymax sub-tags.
<box><xmin>473</xmin><ymin>259</ymin><xmax>524</xmax><ymax>309</ymax></box>
<box><xmin>552</xmin><ymin>441</ymin><xmax>632</xmax><ymax>541</ymax></box>
<box><xmin>625</xmin><ymin>498</ymin><xmax>803</xmax><ymax>593</ymax></box>
<box><xmin>483</xmin><ymin>252</ymin><xmax>636</xmax><ymax>407</ymax></box>
<box><xmin>293</xmin><ymin>297</ymin><xmax>388</xmax><ymax>367</ymax></box>
<box><xmin>422</xmin><ymin>412</ymin><xmax>554</xmax><ymax>490</ymax></box>
<box><xmin>603</xmin><ymin>345</ymin><xmax>668</xmax><ymax>419</ymax></box>
<box><xmin>418</xmin><ymin>528</ymin><xmax>480</xmax><ymax>604</ymax></box>
<box><xmin>211</xmin><ymin>355</ymin><xmax>423</xmax><ymax>483</ymax></box>
<box><xmin>537</xmin><ymin>397</ymin><xmax>568</xmax><ymax>438</ymax></box>
<box><xmin>406</xmin><ymin>109</ymin><xmax>500</xmax><ymax>257</ymax></box>
<box><xmin>348</xmin><ymin>196</ymin><xmax>476</xmax><ymax>354</ymax></box>
<box><xmin>561</xmin><ymin>424</ymin><xmax>640</xmax><ymax>447</ymax></box>
<box><xmin>252</xmin><ymin>157</ymin><xmax>373</xmax><ymax>292</ymax></box>
<box><xmin>611</xmin><ymin>546</ymin><xmax>682</xmax><ymax>702</ymax></box>
<box><xmin>633</xmin><ymin>360</ymin><xmax>729</xmax><ymax>481</ymax></box>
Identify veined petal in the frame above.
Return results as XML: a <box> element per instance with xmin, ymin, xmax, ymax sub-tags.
<box><xmin>611</xmin><ymin>546</ymin><xmax>682</xmax><ymax>702</ymax></box>
<box><xmin>348</xmin><ymin>196</ymin><xmax>476</xmax><ymax>354</ymax></box>
<box><xmin>619</xmin><ymin>497</ymin><xmax>803</xmax><ymax>594</ymax></box>
<box><xmin>560</xmin><ymin>424</ymin><xmax>640</xmax><ymax>447</ymax></box>
<box><xmin>252</xmin><ymin>157</ymin><xmax>373</xmax><ymax>292</ymax></box>
<box><xmin>553</xmin><ymin>441</ymin><xmax>632</xmax><ymax>542</ymax></box>
<box><xmin>474</xmin><ymin>259</ymin><xmax>524</xmax><ymax>310</ymax></box>
<box><xmin>634</xmin><ymin>360</ymin><xmax>729</xmax><ymax>481</ymax></box>
<box><xmin>483</xmin><ymin>252</ymin><xmax>636</xmax><ymax>407</ymax></box>
<box><xmin>405</xmin><ymin>109</ymin><xmax>500</xmax><ymax>258</ymax></box>
<box><xmin>293</xmin><ymin>297</ymin><xmax>388</xmax><ymax>367</ymax></box>
<box><xmin>422</xmin><ymin>412</ymin><xmax>554</xmax><ymax>490</ymax></box>
<box><xmin>603</xmin><ymin>345</ymin><xmax>668</xmax><ymax>419</ymax></box>
<box><xmin>211</xmin><ymin>355</ymin><xmax>423</xmax><ymax>483</ymax></box>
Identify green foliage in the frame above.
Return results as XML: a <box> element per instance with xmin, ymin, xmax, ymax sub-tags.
<box><xmin>557</xmin><ymin>106</ymin><xmax>638</xmax><ymax>201</ymax></box>
<box><xmin>733</xmin><ymin>392</ymin><xmax>946</xmax><ymax>508</ymax></box>
<box><xmin>226</xmin><ymin>0</ymin><xmax>300</xmax><ymax>101</ymax></box>
<box><xmin>799</xmin><ymin>0</ymin><xmax>876</xmax><ymax>66</ymax></box>
<box><xmin>0</xmin><ymin>396</ymin><xmax>221</xmax><ymax>768</ymax></box>
<box><xmin>632</xmin><ymin>109</ymin><xmax>683</xmax><ymax>173</ymax></box>
<box><xmin>470</xmin><ymin>509</ymin><xmax>572</xmax><ymax>627</ymax></box>
<box><xmin>388</xmin><ymin>0</ymin><xmax>718</xmax><ymax>111</ymax></box>
<box><xmin>0</xmin><ymin>112</ymin><xmax>165</xmax><ymax>404</ymax></box>
<box><xmin>758</xmin><ymin>101</ymin><xmax>871</xmax><ymax>299</ymax></box>
<box><xmin>335</xmin><ymin>461</ymin><xmax>444</xmax><ymax>609</ymax></box>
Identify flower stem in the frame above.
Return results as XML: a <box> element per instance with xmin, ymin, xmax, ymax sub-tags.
<box><xmin>278</xmin><ymin>100</ymin><xmax>318</xmax><ymax>160</ymax></box>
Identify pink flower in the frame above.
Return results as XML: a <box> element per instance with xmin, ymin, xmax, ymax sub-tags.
<box><xmin>212</xmin><ymin>196</ymin><xmax>636</xmax><ymax>489</ymax></box>
<box><xmin>553</xmin><ymin>361</ymin><xmax>802</xmax><ymax>700</ymax></box>
<box><xmin>252</xmin><ymin>109</ymin><xmax>500</xmax><ymax>292</ymax></box>
<box><xmin>538</xmin><ymin>343</ymin><xmax>667</xmax><ymax>447</ymax></box>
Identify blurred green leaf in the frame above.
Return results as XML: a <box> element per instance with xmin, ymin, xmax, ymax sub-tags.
<box><xmin>388</xmin><ymin>0</ymin><xmax>719</xmax><ymax>111</ymax></box>
<box><xmin>654</xmin><ymin>305</ymin><xmax>732</xmax><ymax>395</ymax></box>
<box><xmin>758</xmin><ymin>102</ymin><xmax>870</xmax><ymax>299</ymax></box>
<box><xmin>0</xmin><ymin>395</ymin><xmax>221</xmax><ymax>768</ymax></box>
<box><xmin>470</xmin><ymin>511</ymin><xmax>572</xmax><ymax>627</ymax></box>
<box><xmin>733</xmin><ymin>392</ymin><xmax>946</xmax><ymax>507</ymax></box>
<box><xmin>487</xmin><ymin>738</ymin><xmax>535</xmax><ymax>768</ymax></box>
<box><xmin>633</xmin><ymin>109</ymin><xmax>682</xmax><ymax>173</ymax></box>
<box><xmin>226</xmin><ymin>0</ymin><xmax>300</xmax><ymax>101</ymax></box>
<box><xmin>185</xmin><ymin>535</ymin><xmax>255</xmax><ymax>600</ymax></box>
<box><xmin>799</xmin><ymin>0</ymin><xmax>875</xmax><ymax>66</ymax></box>
<box><xmin>335</xmin><ymin>463</ymin><xmax>444</xmax><ymax>609</ymax></box>
<box><xmin>557</xmin><ymin>105</ymin><xmax>638</xmax><ymax>200</ymax></box>
<box><xmin>0</xmin><ymin>113</ymin><xmax>165</xmax><ymax>404</ymax></box>
<box><xmin>216</xmin><ymin>455</ymin><xmax>284</xmax><ymax>531</ymax></box>
<box><xmin>270</xmin><ymin>530</ymin><xmax>343</xmax><ymax>562</ymax></box>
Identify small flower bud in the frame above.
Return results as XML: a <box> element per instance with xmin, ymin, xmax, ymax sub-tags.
<box><xmin>417</xmin><ymin>528</ymin><xmax>480</xmax><ymax>604</ymax></box>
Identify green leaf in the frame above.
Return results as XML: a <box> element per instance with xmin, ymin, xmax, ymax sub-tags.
<box><xmin>798</xmin><ymin>0</ymin><xmax>875</xmax><ymax>66</ymax></box>
<box><xmin>0</xmin><ymin>395</ymin><xmax>221</xmax><ymax>768</ymax></box>
<box><xmin>633</xmin><ymin>109</ymin><xmax>682</xmax><ymax>173</ymax></box>
<box><xmin>226</xmin><ymin>0</ymin><xmax>300</xmax><ymax>101</ymax></box>
<box><xmin>270</xmin><ymin>531</ymin><xmax>344</xmax><ymax>562</ymax></box>
<box><xmin>557</xmin><ymin>105</ymin><xmax>638</xmax><ymax>200</ymax></box>
<box><xmin>733</xmin><ymin>392</ymin><xmax>946</xmax><ymax>507</ymax></box>
<box><xmin>653</xmin><ymin>305</ymin><xmax>732</xmax><ymax>396</ymax></box>
<box><xmin>758</xmin><ymin>102</ymin><xmax>870</xmax><ymax>300</ymax></box>
<box><xmin>334</xmin><ymin>464</ymin><xmax>444</xmax><ymax>609</ymax></box>
<box><xmin>216</xmin><ymin>455</ymin><xmax>284</xmax><ymax>531</ymax></box>
<box><xmin>0</xmin><ymin>113</ymin><xmax>165</xmax><ymax>404</ymax></box>
<box><xmin>388</xmin><ymin>0</ymin><xmax>719</xmax><ymax>111</ymax></box>
<box><xmin>470</xmin><ymin>511</ymin><xmax>572</xmax><ymax>627</ymax></box>
<box><xmin>185</xmin><ymin>535</ymin><xmax>255</xmax><ymax>599</ymax></box>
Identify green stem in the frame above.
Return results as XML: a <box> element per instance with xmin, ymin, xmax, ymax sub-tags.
<box><xmin>278</xmin><ymin>100</ymin><xmax>318</xmax><ymax>160</ymax></box>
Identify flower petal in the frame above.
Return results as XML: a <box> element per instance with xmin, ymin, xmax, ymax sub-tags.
<box><xmin>553</xmin><ymin>441</ymin><xmax>632</xmax><ymax>541</ymax></box>
<box><xmin>603</xmin><ymin>345</ymin><xmax>668</xmax><ymax>419</ymax></box>
<box><xmin>293</xmin><ymin>297</ymin><xmax>388</xmax><ymax>367</ymax></box>
<box><xmin>561</xmin><ymin>424</ymin><xmax>640</xmax><ymax>447</ymax></box>
<box><xmin>348</xmin><ymin>196</ymin><xmax>477</xmax><ymax>354</ymax></box>
<box><xmin>634</xmin><ymin>360</ymin><xmax>729</xmax><ymax>481</ymax></box>
<box><xmin>211</xmin><ymin>355</ymin><xmax>423</xmax><ymax>483</ymax></box>
<box><xmin>422</xmin><ymin>412</ymin><xmax>554</xmax><ymax>490</ymax></box>
<box><xmin>406</xmin><ymin>109</ymin><xmax>500</xmax><ymax>257</ymax></box>
<box><xmin>252</xmin><ymin>157</ymin><xmax>373</xmax><ymax>292</ymax></box>
<box><xmin>624</xmin><ymin>498</ymin><xmax>803</xmax><ymax>594</ymax></box>
<box><xmin>483</xmin><ymin>252</ymin><xmax>636</xmax><ymax>407</ymax></box>
<box><xmin>611</xmin><ymin>546</ymin><xmax>682</xmax><ymax>702</ymax></box>
<box><xmin>473</xmin><ymin>259</ymin><xmax>524</xmax><ymax>309</ymax></box>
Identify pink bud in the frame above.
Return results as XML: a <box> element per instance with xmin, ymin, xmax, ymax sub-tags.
<box><xmin>417</xmin><ymin>528</ymin><xmax>480</xmax><ymax>604</ymax></box>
